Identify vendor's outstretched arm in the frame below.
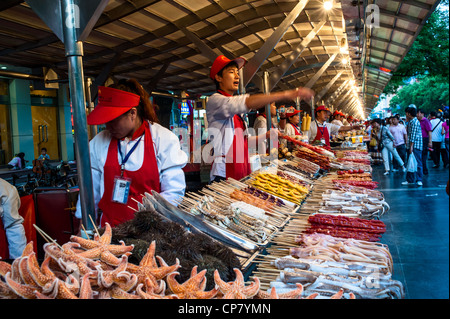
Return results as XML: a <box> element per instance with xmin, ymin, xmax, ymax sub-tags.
<box><xmin>339</xmin><ymin>124</ymin><xmax>364</xmax><ymax>132</ymax></box>
<box><xmin>245</xmin><ymin>88</ymin><xmax>314</xmax><ymax>111</ymax></box>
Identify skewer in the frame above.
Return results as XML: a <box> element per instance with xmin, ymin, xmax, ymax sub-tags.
<box><xmin>33</xmin><ymin>224</ymin><xmax>63</xmax><ymax>250</ymax></box>
<box><xmin>88</xmin><ymin>214</ymin><xmax>101</xmax><ymax>238</ymax></box>
<box><xmin>128</xmin><ymin>206</ymin><xmax>139</xmax><ymax>213</ymax></box>
<box><xmin>80</xmin><ymin>224</ymin><xmax>91</xmax><ymax>239</ymax></box>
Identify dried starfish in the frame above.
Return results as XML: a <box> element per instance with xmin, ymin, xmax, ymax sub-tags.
<box><xmin>136</xmin><ymin>278</ymin><xmax>178</xmax><ymax>300</ymax></box>
<box><xmin>108</xmin><ymin>286</ymin><xmax>140</xmax><ymax>299</ymax></box>
<box><xmin>44</xmin><ymin>243</ymin><xmax>99</xmax><ymax>276</ymax></box>
<box><xmin>214</xmin><ymin>268</ymin><xmax>260</xmax><ymax>299</ymax></box>
<box><xmin>257</xmin><ymin>283</ymin><xmax>304</xmax><ymax>299</ymax></box>
<box><xmin>79</xmin><ymin>273</ymin><xmax>95</xmax><ymax>299</ymax></box>
<box><xmin>127</xmin><ymin>241</ymin><xmax>180</xmax><ymax>286</ymax></box>
<box><xmin>0</xmin><ymin>279</ymin><xmax>20</xmax><ymax>299</ymax></box>
<box><xmin>27</xmin><ymin>253</ymin><xmax>81</xmax><ymax>298</ymax></box>
<box><xmin>167</xmin><ymin>266</ymin><xmax>219</xmax><ymax>299</ymax></box>
<box><xmin>70</xmin><ymin>222</ymin><xmax>134</xmax><ymax>266</ymax></box>
<box><xmin>4</xmin><ymin>272</ymin><xmax>41</xmax><ymax>299</ymax></box>
<box><xmin>0</xmin><ymin>260</ymin><xmax>11</xmax><ymax>278</ymax></box>
<box><xmin>96</xmin><ymin>255</ymin><xmax>138</xmax><ymax>292</ymax></box>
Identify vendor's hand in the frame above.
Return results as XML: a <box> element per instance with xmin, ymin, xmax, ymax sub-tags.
<box><xmin>285</xmin><ymin>87</ymin><xmax>315</xmax><ymax>101</ymax></box>
<box><xmin>266</xmin><ymin>128</ymin><xmax>280</xmax><ymax>139</ymax></box>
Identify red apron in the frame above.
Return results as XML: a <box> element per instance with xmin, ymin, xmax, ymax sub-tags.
<box><xmin>312</xmin><ymin>121</ymin><xmax>331</xmax><ymax>147</ymax></box>
<box><xmin>217</xmin><ymin>90</ymin><xmax>251</xmax><ymax>181</ymax></box>
<box><xmin>98</xmin><ymin>121</ymin><xmax>161</xmax><ymax>228</ymax></box>
<box><xmin>290</xmin><ymin>123</ymin><xmax>302</xmax><ymax>136</ymax></box>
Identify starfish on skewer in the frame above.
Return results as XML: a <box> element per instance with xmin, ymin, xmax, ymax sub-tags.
<box><xmin>256</xmin><ymin>283</ymin><xmax>304</xmax><ymax>299</ymax></box>
<box><xmin>167</xmin><ymin>266</ymin><xmax>219</xmax><ymax>299</ymax></box>
<box><xmin>126</xmin><ymin>241</ymin><xmax>180</xmax><ymax>288</ymax></box>
<box><xmin>214</xmin><ymin>268</ymin><xmax>260</xmax><ymax>299</ymax></box>
<box><xmin>70</xmin><ymin>222</ymin><xmax>134</xmax><ymax>266</ymax></box>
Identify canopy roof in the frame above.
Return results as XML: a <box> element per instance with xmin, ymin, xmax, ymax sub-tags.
<box><xmin>0</xmin><ymin>0</ymin><xmax>441</xmax><ymax>118</ymax></box>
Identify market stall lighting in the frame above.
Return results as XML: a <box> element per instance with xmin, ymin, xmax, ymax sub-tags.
<box><xmin>341</xmin><ymin>58</ymin><xmax>348</xmax><ymax>65</ymax></box>
<box><xmin>324</xmin><ymin>0</ymin><xmax>333</xmax><ymax>10</ymax></box>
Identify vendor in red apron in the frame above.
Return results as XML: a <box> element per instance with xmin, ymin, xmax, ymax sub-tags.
<box><xmin>285</xmin><ymin>107</ymin><xmax>303</xmax><ymax>137</ymax></box>
<box><xmin>307</xmin><ymin>105</ymin><xmax>362</xmax><ymax>147</ymax></box>
<box><xmin>253</xmin><ymin>102</ymin><xmax>286</xmax><ymax>154</ymax></box>
<box><xmin>206</xmin><ymin>55</ymin><xmax>314</xmax><ymax>182</ymax></box>
<box><xmin>75</xmin><ymin>79</ymin><xmax>188</xmax><ymax>228</ymax></box>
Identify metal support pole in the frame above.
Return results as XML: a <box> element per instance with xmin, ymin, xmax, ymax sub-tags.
<box><xmin>263</xmin><ymin>72</ymin><xmax>273</xmax><ymax>151</ymax></box>
<box><xmin>62</xmin><ymin>0</ymin><xmax>96</xmax><ymax>231</ymax></box>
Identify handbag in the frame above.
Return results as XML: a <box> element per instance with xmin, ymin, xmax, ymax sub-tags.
<box><xmin>369</xmin><ymin>137</ymin><xmax>377</xmax><ymax>147</ymax></box>
<box><xmin>406</xmin><ymin>153</ymin><xmax>418</xmax><ymax>173</ymax></box>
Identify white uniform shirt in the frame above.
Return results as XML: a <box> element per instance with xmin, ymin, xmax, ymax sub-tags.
<box><xmin>253</xmin><ymin>115</ymin><xmax>278</xmax><ymax>153</ymax></box>
<box><xmin>206</xmin><ymin>93</ymin><xmax>250</xmax><ymax>180</ymax></box>
<box><xmin>0</xmin><ymin>178</ymin><xmax>27</xmax><ymax>259</ymax></box>
<box><xmin>331</xmin><ymin>119</ymin><xmax>344</xmax><ymax>127</ymax></box>
<box><xmin>306</xmin><ymin>121</ymin><xmax>341</xmax><ymax>144</ymax></box>
<box><xmin>75</xmin><ymin>122</ymin><xmax>188</xmax><ymax>219</ymax></box>
<box><xmin>285</xmin><ymin>123</ymin><xmax>301</xmax><ymax>137</ymax></box>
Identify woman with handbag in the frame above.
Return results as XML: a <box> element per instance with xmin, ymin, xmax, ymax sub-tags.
<box><xmin>371</xmin><ymin>119</ymin><xmax>407</xmax><ymax>175</ymax></box>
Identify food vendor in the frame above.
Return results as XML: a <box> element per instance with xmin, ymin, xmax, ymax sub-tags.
<box><xmin>331</xmin><ymin>110</ymin><xmax>345</xmax><ymax>127</ymax></box>
<box><xmin>207</xmin><ymin>55</ymin><xmax>314</xmax><ymax>182</ymax></box>
<box><xmin>75</xmin><ymin>79</ymin><xmax>188</xmax><ymax>228</ymax></box>
<box><xmin>253</xmin><ymin>102</ymin><xmax>287</xmax><ymax>153</ymax></box>
<box><xmin>306</xmin><ymin>105</ymin><xmax>362</xmax><ymax>147</ymax></box>
<box><xmin>285</xmin><ymin>107</ymin><xmax>303</xmax><ymax>137</ymax></box>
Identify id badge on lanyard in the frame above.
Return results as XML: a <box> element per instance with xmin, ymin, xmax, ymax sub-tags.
<box><xmin>112</xmin><ymin>176</ymin><xmax>132</xmax><ymax>204</ymax></box>
<box><xmin>112</xmin><ymin>135</ymin><xmax>143</xmax><ymax>205</ymax></box>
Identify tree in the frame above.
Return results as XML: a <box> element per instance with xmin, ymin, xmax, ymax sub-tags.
<box><xmin>389</xmin><ymin>75</ymin><xmax>449</xmax><ymax>115</ymax></box>
<box><xmin>383</xmin><ymin>2</ymin><xmax>449</xmax><ymax>95</ymax></box>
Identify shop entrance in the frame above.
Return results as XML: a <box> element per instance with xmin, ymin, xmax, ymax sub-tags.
<box><xmin>31</xmin><ymin>105</ymin><xmax>60</xmax><ymax>161</ymax></box>
<box><xmin>0</xmin><ymin>104</ymin><xmax>12</xmax><ymax>165</ymax></box>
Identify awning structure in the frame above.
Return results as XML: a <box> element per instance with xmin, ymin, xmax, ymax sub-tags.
<box><xmin>0</xmin><ymin>0</ymin><xmax>442</xmax><ymax>118</ymax></box>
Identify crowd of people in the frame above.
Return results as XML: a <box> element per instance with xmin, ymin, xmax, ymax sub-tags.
<box><xmin>368</xmin><ymin>108</ymin><xmax>449</xmax><ymax>186</ymax></box>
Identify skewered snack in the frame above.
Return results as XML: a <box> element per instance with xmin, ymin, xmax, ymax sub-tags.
<box><xmin>335</xmin><ymin>171</ymin><xmax>373</xmax><ymax>181</ymax></box>
<box><xmin>251</xmin><ymin>173</ymin><xmax>309</xmax><ymax>205</ymax></box>
<box><xmin>292</xmin><ymin>233</ymin><xmax>393</xmax><ymax>272</ymax></box>
<box><xmin>291</xmin><ymin>157</ymin><xmax>320</xmax><ymax>176</ymax></box>
<box><xmin>230</xmin><ymin>189</ymin><xmax>275</xmax><ymax>211</ymax></box>
<box><xmin>242</xmin><ymin>187</ymin><xmax>286</xmax><ymax>207</ymax></box>
<box><xmin>333</xmin><ymin>180</ymin><xmax>379</xmax><ymax>190</ymax></box>
<box><xmin>187</xmin><ymin>196</ymin><xmax>270</xmax><ymax>244</ymax></box>
<box><xmin>337</xmin><ymin>158</ymin><xmax>371</xmax><ymax>165</ymax></box>
<box><xmin>295</xmin><ymin>148</ymin><xmax>331</xmax><ymax>171</ymax></box>
<box><xmin>280</xmin><ymin>135</ymin><xmax>335</xmax><ymax>158</ymax></box>
<box><xmin>277</xmin><ymin>171</ymin><xmax>308</xmax><ymax>187</ymax></box>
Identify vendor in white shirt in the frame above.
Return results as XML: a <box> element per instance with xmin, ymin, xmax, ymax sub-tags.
<box><xmin>75</xmin><ymin>79</ymin><xmax>188</xmax><ymax>228</ymax></box>
<box><xmin>306</xmin><ymin>105</ymin><xmax>361</xmax><ymax>147</ymax></box>
<box><xmin>285</xmin><ymin>107</ymin><xmax>303</xmax><ymax>137</ymax></box>
<box><xmin>331</xmin><ymin>110</ymin><xmax>345</xmax><ymax>127</ymax></box>
<box><xmin>207</xmin><ymin>55</ymin><xmax>314</xmax><ymax>182</ymax></box>
<box><xmin>253</xmin><ymin>102</ymin><xmax>286</xmax><ymax>153</ymax></box>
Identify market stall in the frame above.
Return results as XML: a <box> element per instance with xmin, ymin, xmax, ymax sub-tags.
<box><xmin>0</xmin><ymin>135</ymin><xmax>406</xmax><ymax>300</ymax></box>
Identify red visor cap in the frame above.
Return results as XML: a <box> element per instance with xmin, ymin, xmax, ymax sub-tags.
<box><xmin>315</xmin><ymin>105</ymin><xmax>331</xmax><ymax>114</ymax></box>
<box><xmin>286</xmin><ymin>110</ymin><xmax>302</xmax><ymax>117</ymax></box>
<box><xmin>87</xmin><ymin>86</ymin><xmax>141</xmax><ymax>125</ymax></box>
<box><xmin>210</xmin><ymin>55</ymin><xmax>247</xmax><ymax>80</ymax></box>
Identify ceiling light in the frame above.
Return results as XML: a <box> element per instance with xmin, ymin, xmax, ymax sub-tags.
<box><xmin>324</xmin><ymin>0</ymin><xmax>333</xmax><ymax>10</ymax></box>
<box><xmin>342</xmin><ymin>58</ymin><xmax>348</xmax><ymax>65</ymax></box>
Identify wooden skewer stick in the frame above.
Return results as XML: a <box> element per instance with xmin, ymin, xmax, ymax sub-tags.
<box><xmin>33</xmin><ymin>224</ymin><xmax>63</xmax><ymax>250</ymax></box>
<box><xmin>88</xmin><ymin>214</ymin><xmax>101</xmax><ymax>238</ymax></box>
<box><xmin>128</xmin><ymin>206</ymin><xmax>138</xmax><ymax>213</ymax></box>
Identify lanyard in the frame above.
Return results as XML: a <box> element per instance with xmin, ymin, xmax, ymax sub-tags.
<box><xmin>118</xmin><ymin>135</ymin><xmax>143</xmax><ymax>177</ymax></box>
<box><xmin>316</xmin><ymin>120</ymin><xmax>326</xmax><ymax>136</ymax></box>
